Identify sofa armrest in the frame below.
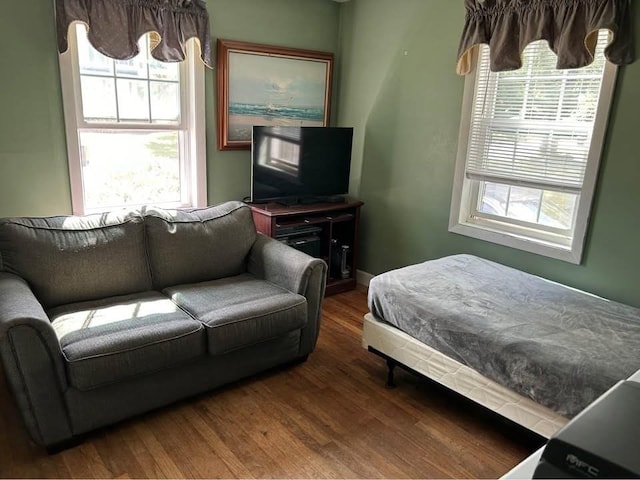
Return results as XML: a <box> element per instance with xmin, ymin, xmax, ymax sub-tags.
<box><xmin>0</xmin><ymin>272</ymin><xmax>72</xmax><ymax>447</ymax></box>
<box><xmin>248</xmin><ymin>234</ymin><xmax>327</xmax><ymax>354</ymax></box>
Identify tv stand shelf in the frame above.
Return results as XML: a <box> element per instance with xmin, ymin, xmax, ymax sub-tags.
<box><xmin>249</xmin><ymin>199</ymin><xmax>363</xmax><ymax>296</ymax></box>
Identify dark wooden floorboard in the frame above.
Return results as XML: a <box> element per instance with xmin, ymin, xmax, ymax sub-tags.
<box><xmin>0</xmin><ymin>286</ymin><xmax>538</xmax><ymax>478</ymax></box>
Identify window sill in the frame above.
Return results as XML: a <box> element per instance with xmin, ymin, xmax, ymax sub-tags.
<box><xmin>448</xmin><ymin>220</ymin><xmax>582</xmax><ymax>264</ymax></box>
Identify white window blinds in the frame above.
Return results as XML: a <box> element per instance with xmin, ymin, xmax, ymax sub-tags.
<box><xmin>465</xmin><ymin>31</ymin><xmax>609</xmax><ymax>194</ymax></box>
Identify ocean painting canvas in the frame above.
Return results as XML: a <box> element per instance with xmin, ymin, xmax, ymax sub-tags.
<box><xmin>217</xmin><ymin>40</ymin><xmax>333</xmax><ymax>150</ymax></box>
<box><xmin>228</xmin><ymin>53</ymin><xmax>327</xmax><ymax>142</ymax></box>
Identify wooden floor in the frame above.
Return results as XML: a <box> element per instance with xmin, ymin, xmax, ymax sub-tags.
<box><xmin>0</xmin><ymin>287</ymin><xmax>540</xmax><ymax>478</ymax></box>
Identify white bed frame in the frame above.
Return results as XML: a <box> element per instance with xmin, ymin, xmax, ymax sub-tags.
<box><xmin>362</xmin><ymin>313</ymin><xmax>568</xmax><ymax>438</ymax></box>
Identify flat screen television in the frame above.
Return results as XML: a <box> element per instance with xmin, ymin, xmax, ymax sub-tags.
<box><xmin>251</xmin><ymin>126</ymin><xmax>353</xmax><ymax>204</ymax></box>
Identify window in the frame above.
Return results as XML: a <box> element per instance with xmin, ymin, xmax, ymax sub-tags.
<box><xmin>59</xmin><ymin>24</ymin><xmax>206</xmax><ymax>214</ymax></box>
<box><xmin>449</xmin><ymin>31</ymin><xmax>617</xmax><ymax>264</ymax></box>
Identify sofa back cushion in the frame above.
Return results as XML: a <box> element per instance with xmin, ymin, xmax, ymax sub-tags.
<box><xmin>144</xmin><ymin>201</ymin><xmax>257</xmax><ymax>289</ymax></box>
<box><xmin>0</xmin><ymin>212</ymin><xmax>152</xmax><ymax>309</ymax></box>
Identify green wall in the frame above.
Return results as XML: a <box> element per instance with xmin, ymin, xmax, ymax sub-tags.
<box><xmin>0</xmin><ymin>2</ymin><xmax>70</xmax><ymax>216</ymax></box>
<box><xmin>338</xmin><ymin>0</ymin><xmax>640</xmax><ymax>307</ymax></box>
<box><xmin>0</xmin><ymin>0</ymin><xmax>339</xmax><ymax>216</ymax></box>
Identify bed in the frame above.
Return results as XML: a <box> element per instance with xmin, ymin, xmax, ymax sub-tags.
<box><xmin>362</xmin><ymin>254</ymin><xmax>640</xmax><ymax>438</ymax></box>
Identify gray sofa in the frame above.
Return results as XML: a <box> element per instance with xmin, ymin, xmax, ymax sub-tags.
<box><xmin>0</xmin><ymin>201</ymin><xmax>327</xmax><ymax>448</ymax></box>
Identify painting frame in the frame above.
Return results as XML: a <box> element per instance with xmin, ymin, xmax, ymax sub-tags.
<box><xmin>216</xmin><ymin>39</ymin><xmax>334</xmax><ymax>151</ymax></box>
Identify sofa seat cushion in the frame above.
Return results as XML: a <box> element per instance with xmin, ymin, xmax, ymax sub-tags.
<box><xmin>48</xmin><ymin>292</ymin><xmax>205</xmax><ymax>390</ymax></box>
<box><xmin>164</xmin><ymin>274</ymin><xmax>307</xmax><ymax>355</ymax></box>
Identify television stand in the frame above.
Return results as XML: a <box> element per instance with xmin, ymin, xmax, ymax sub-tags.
<box><xmin>249</xmin><ymin>199</ymin><xmax>363</xmax><ymax>296</ymax></box>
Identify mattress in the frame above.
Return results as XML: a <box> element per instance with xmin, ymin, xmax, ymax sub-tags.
<box><xmin>367</xmin><ymin>254</ymin><xmax>640</xmax><ymax>419</ymax></box>
<box><xmin>362</xmin><ymin>313</ymin><xmax>568</xmax><ymax>437</ymax></box>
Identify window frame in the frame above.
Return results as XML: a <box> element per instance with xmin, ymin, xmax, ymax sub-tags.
<box><xmin>449</xmin><ymin>43</ymin><xmax>618</xmax><ymax>264</ymax></box>
<box><xmin>59</xmin><ymin>24</ymin><xmax>207</xmax><ymax>215</ymax></box>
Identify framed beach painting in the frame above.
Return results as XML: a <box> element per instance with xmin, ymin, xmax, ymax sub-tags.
<box><xmin>216</xmin><ymin>39</ymin><xmax>334</xmax><ymax>150</ymax></box>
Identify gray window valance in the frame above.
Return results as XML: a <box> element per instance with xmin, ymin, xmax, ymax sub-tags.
<box><xmin>456</xmin><ymin>0</ymin><xmax>634</xmax><ymax>75</ymax></box>
<box><xmin>56</xmin><ymin>0</ymin><xmax>213</xmax><ymax>68</ymax></box>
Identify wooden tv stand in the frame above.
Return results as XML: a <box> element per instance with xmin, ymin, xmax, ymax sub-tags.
<box><xmin>249</xmin><ymin>199</ymin><xmax>363</xmax><ymax>296</ymax></box>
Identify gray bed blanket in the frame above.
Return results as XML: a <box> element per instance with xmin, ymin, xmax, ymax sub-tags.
<box><xmin>368</xmin><ymin>254</ymin><xmax>640</xmax><ymax>418</ymax></box>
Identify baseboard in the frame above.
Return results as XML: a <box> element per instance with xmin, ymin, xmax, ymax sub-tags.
<box><xmin>356</xmin><ymin>270</ymin><xmax>374</xmax><ymax>287</ymax></box>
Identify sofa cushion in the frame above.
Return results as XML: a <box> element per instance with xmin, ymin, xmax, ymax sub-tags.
<box><xmin>164</xmin><ymin>274</ymin><xmax>307</xmax><ymax>355</ymax></box>
<box><xmin>144</xmin><ymin>202</ymin><xmax>257</xmax><ymax>290</ymax></box>
<box><xmin>49</xmin><ymin>291</ymin><xmax>205</xmax><ymax>390</ymax></box>
<box><xmin>0</xmin><ymin>211</ymin><xmax>152</xmax><ymax>309</ymax></box>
